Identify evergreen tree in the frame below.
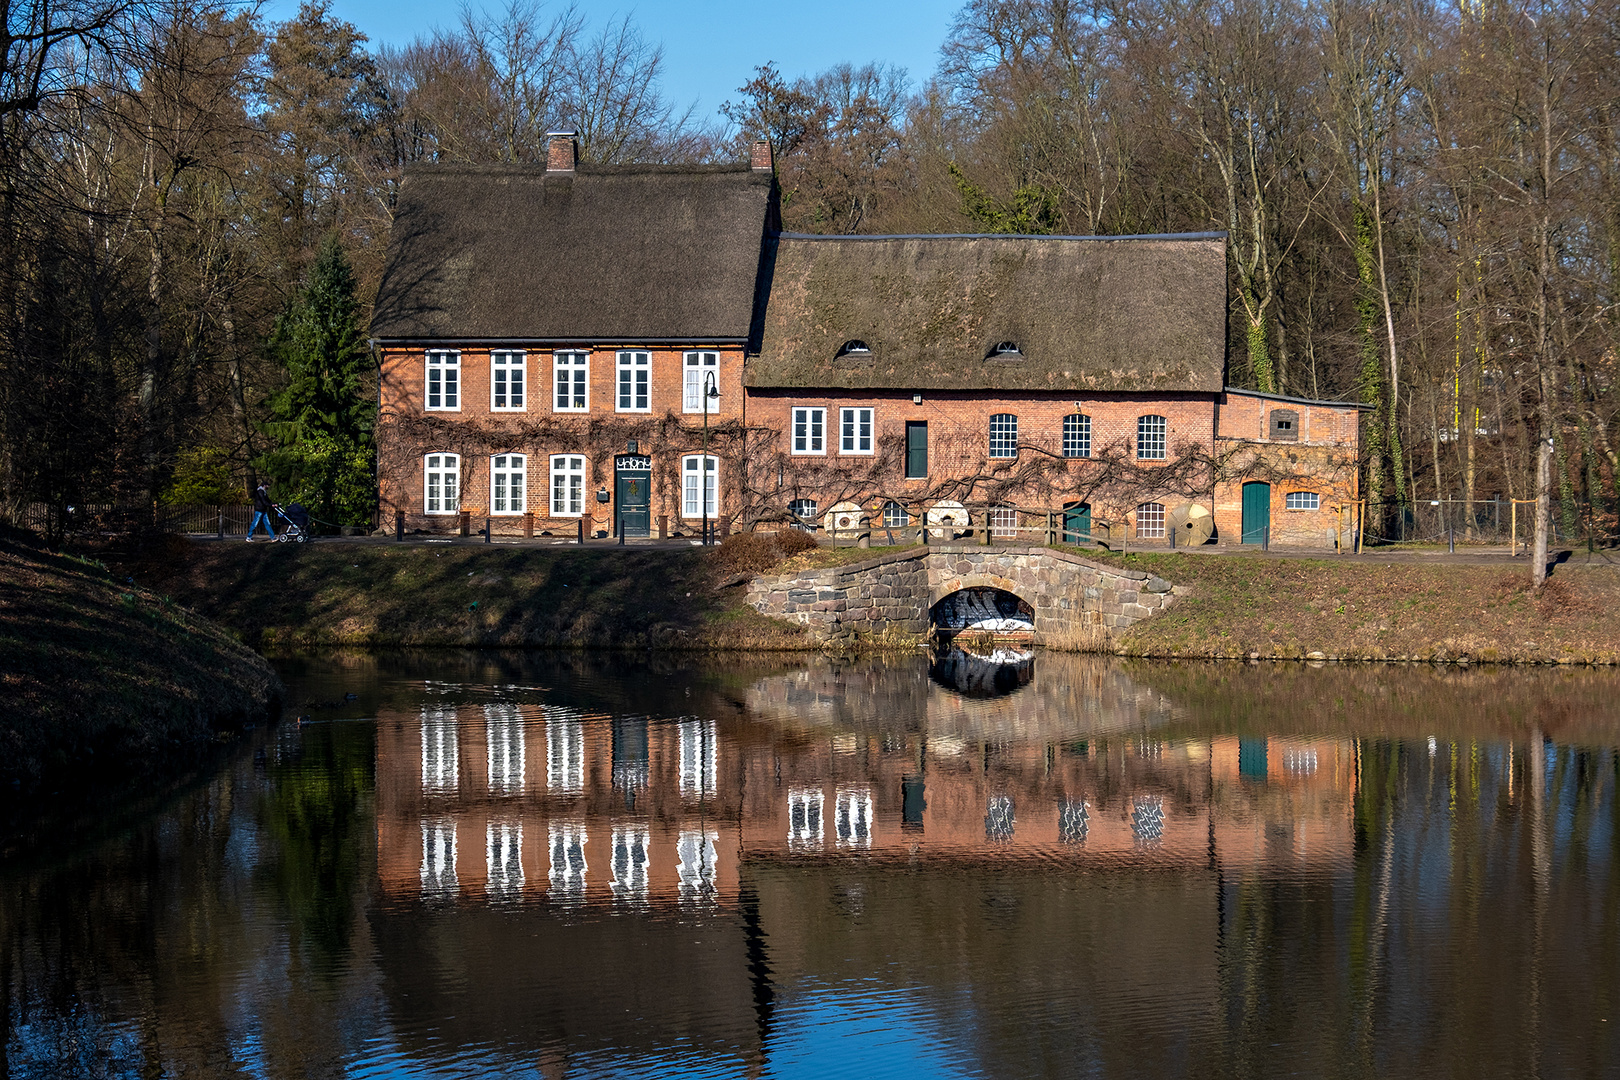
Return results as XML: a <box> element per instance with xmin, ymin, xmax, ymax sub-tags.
<box><xmin>261</xmin><ymin>233</ymin><xmax>376</xmax><ymax>527</ymax></box>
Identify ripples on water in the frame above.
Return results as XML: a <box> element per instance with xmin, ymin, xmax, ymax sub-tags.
<box><xmin>3</xmin><ymin>651</ymin><xmax>1620</xmax><ymax>1078</ymax></box>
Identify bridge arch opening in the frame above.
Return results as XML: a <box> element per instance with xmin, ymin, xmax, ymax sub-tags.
<box><xmin>931</xmin><ymin>587</ymin><xmax>1034</xmax><ymax>634</ymax></box>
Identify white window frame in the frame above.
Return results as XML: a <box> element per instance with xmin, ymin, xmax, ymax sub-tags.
<box><xmin>424</xmin><ymin>453</ymin><xmax>460</xmax><ymax>515</ymax></box>
<box><xmin>553</xmin><ymin>351</ymin><xmax>589</xmax><ymax>412</ymax></box>
<box><xmin>881</xmin><ymin>500</ymin><xmax>908</xmax><ymax>529</ymax></box>
<box><xmin>683</xmin><ymin>351</ymin><xmax>720</xmax><ymax>413</ymax></box>
<box><xmin>490</xmin><ymin>453</ymin><xmax>527</xmax><ymax>515</ymax></box>
<box><xmin>792</xmin><ymin>407</ymin><xmax>826</xmax><ymax>455</ymax></box>
<box><xmin>1137</xmin><ymin>501</ymin><xmax>1166</xmax><ymax>538</ymax></box>
<box><xmin>1062</xmin><ymin>413</ymin><xmax>1091</xmax><ymax>458</ymax></box>
<box><xmin>1285</xmin><ymin>491</ymin><xmax>1321</xmax><ymax>511</ymax></box>
<box><xmin>840</xmin><ymin>407</ymin><xmax>874</xmax><ymax>454</ymax></box>
<box><xmin>789</xmin><ymin>498</ymin><xmax>818</xmax><ymax>528</ymax></box>
<box><xmin>989</xmin><ymin>413</ymin><xmax>1018</xmax><ymax>459</ymax></box>
<box><xmin>426</xmin><ymin>351</ymin><xmax>460</xmax><ymax>411</ymax></box>
<box><xmin>616</xmin><ymin>350</ymin><xmax>651</xmax><ymax>413</ymax></box>
<box><xmin>682</xmin><ymin>454</ymin><xmax>718</xmax><ymax>518</ymax></box>
<box><xmin>549</xmin><ymin>454</ymin><xmax>586</xmax><ymax>517</ymax></box>
<box><xmin>1137</xmin><ymin>414</ymin><xmax>1167</xmax><ymax>460</ymax></box>
<box><xmin>490</xmin><ymin>351</ymin><xmax>525</xmax><ymax>411</ymax></box>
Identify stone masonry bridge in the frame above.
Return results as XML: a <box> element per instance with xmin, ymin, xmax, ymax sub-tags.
<box><xmin>746</xmin><ymin>546</ymin><xmax>1178</xmax><ymax>647</ymax></box>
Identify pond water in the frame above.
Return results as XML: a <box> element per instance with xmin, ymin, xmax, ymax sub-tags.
<box><xmin>4</xmin><ymin>651</ymin><xmax>1620</xmax><ymax>1078</ymax></box>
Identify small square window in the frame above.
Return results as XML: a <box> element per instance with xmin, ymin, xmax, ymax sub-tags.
<box><xmin>1285</xmin><ymin>491</ymin><xmax>1320</xmax><ymax>511</ymax></box>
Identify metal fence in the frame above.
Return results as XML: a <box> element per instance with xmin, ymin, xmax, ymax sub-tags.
<box><xmin>1360</xmin><ymin>498</ymin><xmax>1588</xmax><ymax>547</ymax></box>
<box><xmin>20</xmin><ymin>502</ymin><xmax>255</xmax><ymax>538</ymax></box>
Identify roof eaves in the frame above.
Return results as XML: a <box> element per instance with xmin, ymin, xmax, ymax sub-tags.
<box><xmin>1223</xmin><ymin>386</ymin><xmax>1375</xmax><ymax>411</ymax></box>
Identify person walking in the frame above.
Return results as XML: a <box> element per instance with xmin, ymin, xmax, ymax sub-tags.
<box><xmin>247</xmin><ymin>481</ymin><xmax>277</xmax><ymax>541</ymax></box>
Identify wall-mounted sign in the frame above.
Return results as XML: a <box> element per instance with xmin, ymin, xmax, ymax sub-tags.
<box><xmin>615</xmin><ymin>454</ymin><xmax>652</xmax><ymax>471</ymax></box>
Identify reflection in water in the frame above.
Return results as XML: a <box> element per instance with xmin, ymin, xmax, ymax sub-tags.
<box><xmin>929</xmin><ymin>645</ymin><xmax>1035</xmax><ymax>697</ymax></box>
<box><xmin>6</xmin><ymin>651</ymin><xmax>1620</xmax><ymax>1079</ymax></box>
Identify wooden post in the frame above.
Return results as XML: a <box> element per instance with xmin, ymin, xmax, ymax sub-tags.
<box><xmin>485</xmin><ymin>516</ymin><xmax>492</xmax><ymax>544</ymax></box>
<box><xmin>1334</xmin><ymin>505</ymin><xmax>1342</xmax><ymax>554</ymax></box>
<box><xmin>523</xmin><ymin>511</ymin><xmax>533</xmax><ymax>539</ymax></box>
<box><xmin>395</xmin><ymin>509</ymin><xmax>404</xmax><ymax>541</ymax></box>
<box><xmin>657</xmin><ymin>513</ymin><xmax>667</xmax><ymax>540</ymax></box>
<box><xmin>1511</xmin><ymin>499</ymin><xmax>1517</xmax><ymax>556</ymax></box>
<box><xmin>458</xmin><ymin>510</ymin><xmax>470</xmax><ymax>537</ymax></box>
<box><xmin>577</xmin><ymin>518</ymin><xmax>585</xmax><ymax>544</ymax></box>
<box><xmin>1356</xmin><ymin>500</ymin><xmax>1365</xmax><ymax>554</ymax></box>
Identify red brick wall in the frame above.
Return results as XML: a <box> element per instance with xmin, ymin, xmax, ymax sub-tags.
<box><xmin>1211</xmin><ymin>391</ymin><xmax>1363</xmax><ymax>547</ymax></box>
<box><xmin>377</xmin><ymin>344</ymin><xmax>746</xmax><ymax>535</ymax></box>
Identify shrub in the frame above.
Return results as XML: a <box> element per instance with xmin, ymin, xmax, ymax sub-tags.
<box><xmin>775</xmin><ymin>528</ymin><xmax>818</xmax><ymax>557</ymax></box>
<box><xmin>716</xmin><ymin>528</ymin><xmax>819</xmax><ymax>575</ymax></box>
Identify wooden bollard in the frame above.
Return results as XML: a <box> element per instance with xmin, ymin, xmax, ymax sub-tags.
<box><xmin>458</xmin><ymin>510</ymin><xmax>470</xmax><ymax>537</ymax></box>
<box><xmin>395</xmin><ymin>509</ymin><xmax>405</xmax><ymax>541</ymax></box>
<box><xmin>523</xmin><ymin>511</ymin><xmax>533</xmax><ymax>539</ymax></box>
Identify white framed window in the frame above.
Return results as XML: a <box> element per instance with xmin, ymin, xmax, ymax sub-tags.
<box><xmin>1286</xmin><ymin>491</ymin><xmax>1320</xmax><ymax>510</ymax></box>
<box><xmin>490</xmin><ymin>454</ymin><xmax>526</xmax><ymax>515</ymax></box>
<box><xmin>991</xmin><ymin>505</ymin><xmax>1019</xmax><ymax>539</ymax></box>
<box><xmin>549</xmin><ymin>455</ymin><xmax>586</xmax><ymax>517</ymax></box>
<box><xmin>679</xmin><ymin>717</ymin><xmax>717</xmax><ymax>797</ymax></box>
<box><xmin>683</xmin><ymin>351</ymin><xmax>720</xmax><ymax>412</ymax></box>
<box><xmin>548</xmin><ymin>821</ymin><xmax>587</xmax><ymax>904</ymax></box>
<box><xmin>682</xmin><ymin>454</ymin><xmax>718</xmax><ymax>518</ymax></box>
<box><xmin>677</xmin><ymin>828</ymin><xmax>719</xmax><ymax>903</ymax></box>
<box><xmin>491</xmin><ymin>351</ymin><xmax>525</xmax><ymax>410</ymax></box>
<box><xmin>426</xmin><ymin>350</ymin><xmax>460</xmax><ymax>411</ymax></box>
<box><xmin>789</xmin><ymin>498</ymin><xmax>818</xmax><ymax>527</ymax></box>
<box><xmin>840</xmin><ymin>407</ymin><xmax>874</xmax><ymax>454</ymax></box>
<box><xmin>881</xmin><ymin>500</ymin><xmax>908</xmax><ymax>529</ymax></box>
<box><xmin>1063</xmin><ymin>413</ymin><xmax>1091</xmax><ymax>458</ymax></box>
<box><xmin>989</xmin><ymin>413</ymin><xmax>1018</xmax><ymax>458</ymax></box>
<box><xmin>1137</xmin><ymin>501</ymin><xmax>1166</xmax><ymax>538</ymax></box>
<box><xmin>421</xmin><ymin>818</ymin><xmax>457</xmax><ymax>897</ymax></box>
<box><xmin>546</xmin><ymin>713</ymin><xmax>584</xmax><ymax>794</ymax></box>
<box><xmin>792</xmin><ymin>407</ymin><xmax>826</xmax><ymax>454</ymax></box>
<box><xmin>1137</xmin><ymin>415</ymin><xmax>1167</xmax><ymax>460</ymax></box>
<box><xmin>616</xmin><ymin>350</ymin><xmax>651</xmax><ymax>412</ymax></box>
<box><xmin>424</xmin><ymin>453</ymin><xmax>460</xmax><ymax>514</ymax></box>
<box><xmin>553</xmin><ymin>351</ymin><xmax>589</xmax><ymax>412</ymax></box>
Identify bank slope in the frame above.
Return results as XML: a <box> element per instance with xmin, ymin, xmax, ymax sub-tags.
<box><xmin>0</xmin><ymin>538</ymin><xmax>282</xmax><ymax>788</ymax></box>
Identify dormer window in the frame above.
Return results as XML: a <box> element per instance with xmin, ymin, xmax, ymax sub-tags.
<box><xmin>836</xmin><ymin>340</ymin><xmax>871</xmax><ymax>359</ymax></box>
<box><xmin>987</xmin><ymin>341</ymin><xmax>1023</xmax><ymax>360</ymax></box>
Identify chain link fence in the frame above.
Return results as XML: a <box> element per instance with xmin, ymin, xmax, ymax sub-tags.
<box><xmin>20</xmin><ymin>502</ymin><xmax>255</xmax><ymax>539</ymax></box>
<box><xmin>1360</xmin><ymin>498</ymin><xmax>1591</xmax><ymax>547</ymax></box>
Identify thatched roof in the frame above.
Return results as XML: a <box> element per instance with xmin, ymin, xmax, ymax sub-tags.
<box><xmin>746</xmin><ymin>233</ymin><xmax>1228</xmax><ymax>393</ymax></box>
<box><xmin>371</xmin><ymin>164</ymin><xmax>775</xmax><ymax>342</ymax></box>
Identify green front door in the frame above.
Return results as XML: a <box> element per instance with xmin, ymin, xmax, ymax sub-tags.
<box><xmin>1062</xmin><ymin>502</ymin><xmax>1091</xmax><ymax>544</ymax></box>
<box><xmin>1241</xmin><ymin>481</ymin><xmax>1271</xmax><ymax>544</ymax></box>
<box><xmin>615</xmin><ymin>455</ymin><xmax>652</xmax><ymax>538</ymax></box>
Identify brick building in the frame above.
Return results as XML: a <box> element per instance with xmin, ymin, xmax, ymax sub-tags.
<box><xmin>371</xmin><ymin>134</ymin><xmax>1364</xmax><ymax>546</ymax></box>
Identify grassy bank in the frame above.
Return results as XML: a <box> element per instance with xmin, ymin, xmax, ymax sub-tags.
<box><xmin>1087</xmin><ymin>549</ymin><xmax>1620</xmax><ymax>665</ymax></box>
<box><xmin>1</xmin><ymin>536</ymin><xmax>281</xmax><ymax>790</ymax></box>
<box><xmin>99</xmin><ymin>536</ymin><xmax>1620</xmax><ymax>665</ymax></box>
<box><xmin>109</xmin><ymin>536</ymin><xmax>810</xmax><ymax>651</ymax></box>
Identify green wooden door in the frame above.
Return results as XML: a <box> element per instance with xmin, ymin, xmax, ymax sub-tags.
<box><xmin>615</xmin><ymin>455</ymin><xmax>652</xmax><ymax>538</ymax></box>
<box><xmin>1062</xmin><ymin>502</ymin><xmax>1091</xmax><ymax>543</ymax></box>
<box><xmin>1241</xmin><ymin>482</ymin><xmax>1271</xmax><ymax>544</ymax></box>
<box><xmin>905</xmin><ymin>421</ymin><xmax>928</xmax><ymax>478</ymax></box>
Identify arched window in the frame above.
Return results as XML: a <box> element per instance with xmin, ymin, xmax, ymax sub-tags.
<box><xmin>1136</xmin><ymin>501</ymin><xmax>1166</xmax><ymax>538</ymax></box>
<box><xmin>836</xmin><ymin>339</ymin><xmax>871</xmax><ymax>357</ymax></box>
<box><xmin>490</xmin><ymin>454</ymin><xmax>527</xmax><ymax>514</ymax></box>
<box><xmin>881</xmin><ymin>500</ymin><xmax>908</xmax><ymax>529</ymax></box>
<box><xmin>549</xmin><ymin>455</ymin><xmax>586</xmax><ymax>517</ymax></box>
<box><xmin>988</xmin><ymin>413</ymin><xmax>1018</xmax><ymax>458</ymax></box>
<box><xmin>990</xmin><ymin>505</ymin><xmax>1019</xmax><ymax>540</ymax></box>
<box><xmin>988</xmin><ymin>341</ymin><xmax>1022</xmax><ymax>359</ymax></box>
<box><xmin>1137</xmin><ymin>415</ymin><xmax>1167</xmax><ymax>460</ymax></box>
<box><xmin>1285</xmin><ymin>491</ymin><xmax>1320</xmax><ymax>510</ymax></box>
<box><xmin>682</xmin><ymin>454</ymin><xmax>719</xmax><ymax>518</ymax></box>
<box><xmin>424</xmin><ymin>453</ymin><xmax>460</xmax><ymax>514</ymax></box>
<box><xmin>1062</xmin><ymin>414</ymin><xmax>1091</xmax><ymax>458</ymax></box>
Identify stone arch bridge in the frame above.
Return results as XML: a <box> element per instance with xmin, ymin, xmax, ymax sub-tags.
<box><xmin>745</xmin><ymin>546</ymin><xmax>1178</xmax><ymax>646</ymax></box>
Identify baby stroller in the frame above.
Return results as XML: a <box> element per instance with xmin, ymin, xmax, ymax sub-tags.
<box><xmin>272</xmin><ymin>503</ymin><xmax>311</xmax><ymax>543</ymax></box>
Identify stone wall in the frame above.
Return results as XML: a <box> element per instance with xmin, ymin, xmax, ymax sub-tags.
<box><xmin>745</xmin><ymin>545</ymin><xmax>1175</xmax><ymax>645</ymax></box>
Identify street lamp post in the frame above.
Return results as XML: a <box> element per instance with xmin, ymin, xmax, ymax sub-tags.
<box><xmin>701</xmin><ymin>372</ymin><xmax>719</xmax><ymax>545</ymax></box>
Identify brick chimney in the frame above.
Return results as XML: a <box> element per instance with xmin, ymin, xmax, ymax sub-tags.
<box><xmin>750</xmin><ymin>139</ymin><xmax>773</xmax><ymax>172</ymax></box>
<box><xmin>546</xmin><ymin>131</ymin><xmax>577</xmax><ymax>173</ymax></box>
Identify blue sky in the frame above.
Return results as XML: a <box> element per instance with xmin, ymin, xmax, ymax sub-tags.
<box><xmin>261</xmin><ymin>0</ymin><xmax>964</xmax><ymax>126</ymax></box>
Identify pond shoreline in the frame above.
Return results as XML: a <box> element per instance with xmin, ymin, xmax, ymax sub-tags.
<box><xmin>90</xmin><ymin>536</ymin><xmax>1620</xmax><ymax>667</ymax></box>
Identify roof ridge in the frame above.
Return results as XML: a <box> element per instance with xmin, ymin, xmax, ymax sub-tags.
<box><xmin>774</xmin><ymin>230</ymin><xmax>1227</xmax><ymax>242</ymax></box>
